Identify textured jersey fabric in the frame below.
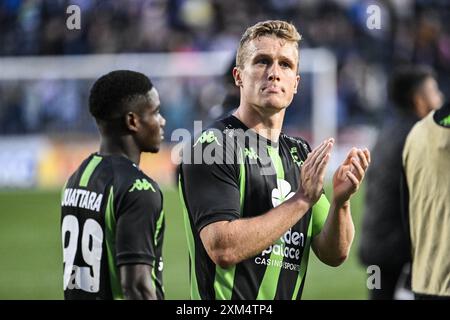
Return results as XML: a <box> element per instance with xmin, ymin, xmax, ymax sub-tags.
<box><xmin>179</xmin><ymin>115</ymin><xmax>329</xmax><ymax>300</ymax></box>
<box><xmin>61</xmin><ymin>154</ymin><xmax>164</xmax><ymax>300</ymax></box>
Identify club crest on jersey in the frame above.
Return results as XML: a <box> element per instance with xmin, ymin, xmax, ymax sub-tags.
<box><xmin>290</xmin><ymin>147</ymin><xmax>303</xmax><ymax>167</ymax></box>
<box><xmin>129</xmin><ymin>179</ymin><xmax>156</xmax><ymax>192</ymax></box>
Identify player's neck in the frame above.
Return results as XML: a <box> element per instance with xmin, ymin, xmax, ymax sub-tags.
<box><xmin>99</xmin><ymin>136</ymin><xmax>141</xmax><ymax>165</ymax></box>
<box><xmin>233</xmin><ymin>105</ymin><xmax>284</xmax><ymax>142</ymax></box>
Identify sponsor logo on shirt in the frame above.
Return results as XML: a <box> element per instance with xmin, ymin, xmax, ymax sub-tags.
<box><xmin>255</xmin><ymin>228</ymin><xmax>305</xmax><ymax>271</ymax></box>
<box><xmin>254</xmin><ymin>179</ymin><xmax>305</xmax><ymax>270</ymax></box>
<box><xmin>271</xmin><ymin>179</ymin><xmax>295</xmax><ymax>207</ymax></box>
<box><xmin>261</xmin><ymin>228</ymin><xmax>305</xmax><ymax>259</ymax></box>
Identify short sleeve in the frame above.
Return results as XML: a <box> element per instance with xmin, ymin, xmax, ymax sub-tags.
<box><xmin>115</xmin><ymin>184</ymin><xmax>163</xmax><ymax>267</ymax></box>
<box><xmin>311</xmin><ymin>193</ymin><xmax>330</xmax><ymax>237</ymax></box>
<box><xmin>180</xmin><ymin>156</ymin><xmax>241</xmax><ymax>233</ymax></box>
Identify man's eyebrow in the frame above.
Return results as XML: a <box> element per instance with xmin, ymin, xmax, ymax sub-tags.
<box><xmin>252</xmin><ymin>53</ymin><xmax>296</xmax><ymax>64</ymax></box>
<box><xmin>279</xmin><ymin>54</ymin><xmax>296</xmax><ymax>64</ymax></box>
<box><xmin>252</xmin><ymin>53</ymin><xmax>272</xmax><ymax>61</ymax></box>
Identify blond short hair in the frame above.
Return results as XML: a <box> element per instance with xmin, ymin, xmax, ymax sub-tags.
<box><xmin>236</xmin><ymin>20</ymin><xmax>302</xmax><ymax>68</ymax></box>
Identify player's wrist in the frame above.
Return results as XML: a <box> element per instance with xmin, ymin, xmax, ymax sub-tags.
<box><xmin>332</xmin><ymin>198</ymin><xmax>350</xmax><ymax>209</ymax></box>
<box><xmin>291</xmin><ymin>192</ymin><xmax>313</xmax><ymax>209</ymax></box>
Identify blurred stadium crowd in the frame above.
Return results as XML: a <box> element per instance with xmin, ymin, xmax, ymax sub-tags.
<box><xmin>0</xmin><ymin>0</ymin><xmax>449</xmax><ymax>136</ymax></box>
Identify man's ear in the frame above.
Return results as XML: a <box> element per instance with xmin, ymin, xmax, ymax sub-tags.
<box><xmin>233</xmin><ymin>67</ymin><xmax>243</xmax><ymax>87</ymax></box>
<box><xmin>125</xmin><ymin>112</ymin><xmax>139</xmax><ymax>132</ymax></box>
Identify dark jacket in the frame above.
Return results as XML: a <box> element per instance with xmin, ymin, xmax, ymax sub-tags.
<box><xmin>359</xmin><ymin>110</ymin><xmax>419</xmax><ymax>269</ymax></box>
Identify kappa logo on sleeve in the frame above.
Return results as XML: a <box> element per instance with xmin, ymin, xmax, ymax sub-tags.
<box><xmin>193</xmin><ymin>130</ymin><xmax>222</xmax><ymax>146</ymax></box>
<box><xmin>129</xmin><ymin>179</ymin><xmax>156</xmax><ymax>192</ymax></box>
<box><xmin>244</xmin><ymin>147</ymin><xmax>259</xmax><ymax>160</ymax></box>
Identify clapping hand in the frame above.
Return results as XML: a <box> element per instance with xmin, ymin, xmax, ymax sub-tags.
<box><xmin>297</xmin><ymin>138</ymin><xmax>334</xmax><ymax>205</ymax></box>
<box><xmin>333</xmin><ymin>147</ymin><xmax>370</xmax><ymax>207</ymax></box>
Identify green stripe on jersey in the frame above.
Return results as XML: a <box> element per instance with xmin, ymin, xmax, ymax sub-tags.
<box><xmin>104</xmin><ymin>186</ymin><xmax>124</xmax><ymax>300</ymax></box>
<box><xmin>179</xmin><ymin>176</ymin><xmax>201</xmax><ymax>300</ymax></box>
<box><xmin>256</xmin><ymin>146</ymin><xmax>286</xmax><ymax>299</ymax></box>
<box><xmin>239</xmin><ymin>149</ymin><xmax>246</xmax><ymax>209</ymax></box>
<box><xmin>79</xmin><ymin>155</ymin><xmax>102</xmax><ymax>187</ymax></box>
<box><xmin>267</xmin><ymin>146</ymin><xmax>284</xmax><ymax>179</ymax></box>
<box><xmin>291</xmin><ymin>215</ymin><xmax>313</xmax><ymax>299</ymax></box>
<box><xmin>214</xmin><ymin>267</ymin><xmax>236</xmax><ymax>300</ymax></box>
<box><xmin>60</xmin><ymin>181</ymin><xmax>67</xmax><ymax>205</ymax></box>
<box><xmin>213</xmin><ymin>149</ymin><xmax>246</xmax><ymax>299</ymax></box>
<box><xmin>312</xmin><ymin>194</ymin><xmax>330</xmax><ymax>237</ymax></box>
<box><xmin>154</xmin><ymin>210</ymin><xmax>165</xmax><ymax>246</ymax></box>
<box><xmin>152</xmin><ymin>210</ymin><xmax>165</xmax><ymax>294</ymax></box>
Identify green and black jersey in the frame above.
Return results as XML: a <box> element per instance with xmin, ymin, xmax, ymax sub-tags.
<box><xmin>61</xmin><ymin>154</ymin><xmax>164</xmax><ymax>300</ymax></box>
<box><xmin>179</xmin><ymin>115</ymin><xmax>330</xmax><ymax>300</ymax></box>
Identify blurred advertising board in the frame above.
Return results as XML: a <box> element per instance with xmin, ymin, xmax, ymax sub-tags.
<box><xmin>0</xmin><ymin>136</ymin><xmax>48</xmax><ymax>188</ymax></box>
<box><xmin>0</xmin><ymin>136</ymin><xmax>176</xmax><ymax>189</ymax></box>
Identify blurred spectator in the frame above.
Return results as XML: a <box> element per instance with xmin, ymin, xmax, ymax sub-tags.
<box><xmin>359</xmin><ymin>65</ymin><xmax>443</xmax><ymax>300</ymax></box>
<box><xmin>207</xmin><ymin>56</ymin><xmax>239</xmax><ymax>123</ymax></box>
<box><xmin>402</xmin><ymin>102</ymin><xmax>450</xmax><ymax>300</ymax></box>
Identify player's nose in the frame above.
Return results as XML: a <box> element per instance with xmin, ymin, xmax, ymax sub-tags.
<box><xmin>267</xmin><ymin>64</ymin><xmax>280</xmax><ymax>81</ymax></box>
<box><xmin>160</xmin><ymin>115</ymin><xmax>166</xmax><ymax>128</ymax></box>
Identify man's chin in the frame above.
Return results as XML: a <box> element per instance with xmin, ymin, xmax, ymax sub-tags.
<box><xmin>260</xmin><ymin>102</ymin><xmax>287</xmax><ymax>112</ymax></box>
<box><xmin>260</xmin><ymin>97</ymin><xmax>289</xmax><ymax>109</ymax></box>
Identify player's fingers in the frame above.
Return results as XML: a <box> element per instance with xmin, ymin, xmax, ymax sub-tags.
<box><xmin>343</xmin><ymin>147</ymin><xmax>357</xmax><ymax>165</ymax></box>
<box><xmin>312</xmin><ymin>139</ymin><xmax>334</xmax><ymax>169</ymax></box>
<box><xmin>304</xmin><ymin>139</ymin><xmax>328</xmax><ymax>169</ymax></box>
<box><xmin>351</xmin><ymin>157</ymin><xmax>365</xmax><ymax>180</ymax></box>
<box><xmin>307</xmin><ymin>139</ymin><xmax>329</xmax><ymax>162</ymax></box>
<box><xmin>363</xmin><ymin>148</ymin><xmax>371</xmax><ymax>165</ymax></box>
<box><xmin>315</xmin><ymin>152</ymin><xmax>331</xmax><ymax>177</ymax></box>
<box><xmin>346</xmin><ymin>171</ymin><xmax>359</xmax><ymax>189</ymax></box>
<box><xmin>304</xmin><ymin>141</ymin><xmax>323</xmax><ymax>167</ymax></box>
<box><xmin>356</xmin><ymin>149</ymin><xmax>369</xmax><ymax>170</ymax></box>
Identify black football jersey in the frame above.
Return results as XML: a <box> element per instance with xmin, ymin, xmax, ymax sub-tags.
<box><xmin>179</xmin><ymin>115</ymin><xmax>329</xmax><ymax>300</ymax></box>
<box><xmin>61</xmin><ymin>154</ymin><xmax>164</xmax><ymax>299</ymax></box>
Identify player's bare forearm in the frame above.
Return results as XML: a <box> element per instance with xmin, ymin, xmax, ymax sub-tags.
<box><xmin>312</xmin><ymin>200</ymin><xmax>354</xmax><ymax>267</ymax></box>
<box><xmin>123</xmin><ymin>284</ymin><xmax>157</xmax><ymax>300</ymax></box>
<box><xmin>119</xmin><ymin>264</ymin><xmax>157</xmax><ymax>300</ymax></box>
<box><xmin>312</xmin><ymin>147</ymin><xmax>369</xmax><ymax>267</ymax></box>
<box><xmin>200</xmin><ymin>194</ymin><xmax>311</xmax><ymax>268</ymax></box>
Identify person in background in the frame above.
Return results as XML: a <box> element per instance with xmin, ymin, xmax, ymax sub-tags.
<box><xmin>359</xmin><ymin>65</ymin><xmax>443</xmax><ymax>300</ymax></box>
<box><xmin>402</xmin><ymin>101</ymin><xmax>450</xmax><ymax>300</ymax></box>
<box><xmin>207</xmin><ymin>56</ymin><xmax>241</xmax><ymax>123</ymax></box>
<box><xmin>61</xmin><ymin>70</ymin><xmax>166</xmax><ymax>300</ymax></box>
